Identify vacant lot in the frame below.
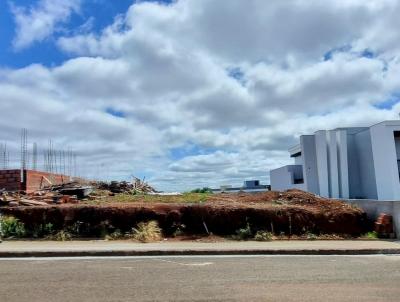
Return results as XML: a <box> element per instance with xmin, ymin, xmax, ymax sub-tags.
<box><xmin>1</xmin><ymin>190</ymin><xmax>369</xmax><ymax>238</ymax></box>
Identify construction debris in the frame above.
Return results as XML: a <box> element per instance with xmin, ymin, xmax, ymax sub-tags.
<box><xmin>0</xmin><ymin>176</ymin><xmax>157</xmax><ymax>207</ymax></box>
<box><xmin>95</xmin><ymin>177</ymin><xmax>156</xmax><ymax>194</ymax></box>
<box><xmin>0</xmin><ymin>181</ymin><xmax>90</xmax><ymax>207</ymax></box>
<box><xmin>374</xmin><ymin>213</ymin><xmax>394</xmax><ymax>238</ymax></box>
<box><xmin>48</xmin><ymin>182</ymin><xmax>93</xmax><ymax>199</ymax></box>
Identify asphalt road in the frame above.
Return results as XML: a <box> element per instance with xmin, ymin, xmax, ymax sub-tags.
<box><xmin>0</xmin><ymin>255</ymin><xmax>399</xmax><ymax>302</ymax></box>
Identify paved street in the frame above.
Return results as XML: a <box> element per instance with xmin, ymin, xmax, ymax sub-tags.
<box><xmin>0</xmin><ymin>255</ymin><xmax>399</xmax><ymax>301</ymax></box>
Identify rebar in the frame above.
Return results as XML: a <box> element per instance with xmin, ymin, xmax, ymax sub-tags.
<box><xmin>20</xmin><ymin>128</ymin><xmax>28</xmax><ymax>171</ymax></box>
<box><xmin>0</xmin><ymin>143</ymin><xmax>9</xmax><ymax>170</ymax></box>
<box><xmin>32</xmin><ymin>142</ymin><xmax>37</xmax><ymax>171</ymax></box>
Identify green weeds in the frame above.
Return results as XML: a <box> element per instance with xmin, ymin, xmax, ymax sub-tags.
<box><xmin>0</xmin><ymin>216</ymin><xmax>26</xmax><ymax>238</ymax></box>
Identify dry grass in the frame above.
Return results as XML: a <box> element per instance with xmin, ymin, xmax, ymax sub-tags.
<box><xmin>131</xmin><ymin>220</ymin><xmax>162</xmax><ymax>242</ymax></box>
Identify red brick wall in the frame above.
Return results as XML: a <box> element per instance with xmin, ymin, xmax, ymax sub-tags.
<box><xmin>0</xmin><ymin>169</ymin><xmax>70</xmax><ymax>192</ymax></box>
<box><xmin>0</xmin><ymin>169</ymin><xmax>22</xmax><ymax>191</ymax></box>
<box><xmin>24</xmin><ymin>170</ymin><xmax>70</xmax><ymax>193</ymax></box>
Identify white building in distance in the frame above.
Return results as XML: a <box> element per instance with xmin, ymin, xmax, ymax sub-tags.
<box><xmin>270</xmin><ymin>121</ymin><xmax>400</xmax><ymax>200</ymax></box>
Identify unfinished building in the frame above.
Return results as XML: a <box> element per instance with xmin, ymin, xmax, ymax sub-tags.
<box><xmin>0</xmin><ymin>169</ymin><xmax>71</xmax><ymax>193</ymax></box>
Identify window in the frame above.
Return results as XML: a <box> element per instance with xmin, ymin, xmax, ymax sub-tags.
<box><xmin>293</xmin><ymin>178</ymin><xmax>304</xmax><ymax>184</ymax></box>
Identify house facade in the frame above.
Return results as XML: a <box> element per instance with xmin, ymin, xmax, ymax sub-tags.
<box><xmin>270</xmin><ymin>121</ymin><xmax>400</xmax><ymax>200</ymax></box>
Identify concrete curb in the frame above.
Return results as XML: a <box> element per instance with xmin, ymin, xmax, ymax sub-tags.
<box><xmin>1</xmin><ymin>248</ymin><xmax>400</xmax><ymax>257</ymax></box>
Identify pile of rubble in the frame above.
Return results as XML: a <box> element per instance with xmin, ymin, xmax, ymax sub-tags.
<box><xmin>0</xmin><ymin>182</ymin><xmax>93</xmax><ymax>207</ymax></box>
<box><xmin>95</xmin><ymin>177</ymin><xmax>156</xmax><ymax>194</ymax></box>
<box><xmin>0</xmin><ymin>177</ymin><xmax>157</xmax><ymax>207</ymax></box>
<box><xmin>375</xmin><ymin>213</ymin><xmax>395</xmax><ymax>238</ymax></box>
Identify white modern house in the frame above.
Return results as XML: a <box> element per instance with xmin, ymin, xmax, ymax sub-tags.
<box><xmin>270</xmin><ymin>120</ymin><xmax>400</xmax><ymax>200</ymax></box>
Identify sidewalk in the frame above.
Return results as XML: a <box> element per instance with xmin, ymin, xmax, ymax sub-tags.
<box><xmin>0</xmin><ymin>240</ymin><xmax>400</xmax><ymax>257</ymax></box>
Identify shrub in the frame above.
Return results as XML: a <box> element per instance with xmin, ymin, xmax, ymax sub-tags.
<box><xmin>44</xmin><ymin>223</ymin><xmax>54</xmax><ymax>235</ymax></box>
<box><xmin>105</xmin><ymin>229</ymin><xmax>123</xmax><ymax>240</ymax></box>
<box><xmin>254</xmin><ymin>231</ymin><xmax>273</xmax><ymax>241</ymax></box>
<box><xmin>131</xmin><ymin>221</ymin><xmax>162</xmax><ymax>242</ymax></box>
<box><xmin>31</xmin><ymin>223</ymin><xmax>55</xmax><ymax>238</ymax></box>
<box><xmin>51</xmin><ymin>230</ymin><xmax>72</xmax><ymax>241</ymax></box>
<box><xmin>172</xmin><ymin>223</ymin><xmax>186</xmax><ymax>237</ymax></box>
<box><xmin>234</xmin><ymin>223</ymin><xmax>253</xmax><ymax>240</ymax></box>
<box><xmin>190</xmin><ymin>187</ymin><xmax>212</xmax><ymax>193</ymax></box>
<box><xmin>365</xmin><ymin>231</ymin><xmax>378</xmax><ymax>239</ymax></box>
<box><xmin>306</xmin><ymin>232</ymin><xmax>318</xmax><ymax>240</ymax></box>
<box><xmin>0</xmin><ymin>216</ymin><xmax>26</xmax><ymax>238</ymax></box>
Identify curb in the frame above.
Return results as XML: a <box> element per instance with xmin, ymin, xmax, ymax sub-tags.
<box><xmin>0</xmin><ymin>249</ymin><xmax>400</xmax><ymax>258</ymax></box>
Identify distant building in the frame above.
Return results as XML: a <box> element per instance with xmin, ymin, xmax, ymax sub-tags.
<box><xmin>212</xmin><ymin>180</ymin><xmax>270</xmax><ymax>193</ymax></box>
<box><xmin>243</xmin><ymin>180</ymin><xmax>261</xmax><ymax>188</ymax></box>
<box><xmin>270</xmin><ymin>120</ymin><xmax>400</xmax><ymax>200</ymax></box>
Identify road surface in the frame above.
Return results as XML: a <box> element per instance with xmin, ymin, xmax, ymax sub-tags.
<box><xmin>0</xmin><ymin>255</ymin><xmax>399</xmax><ymax>301</ymax></box>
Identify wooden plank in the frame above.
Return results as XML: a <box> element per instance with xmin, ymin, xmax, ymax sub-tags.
<box><xmin>40</xmin><ymin>175</ymin><xmax>53</xmax><ymax>189</ymax></box>
<box><xmin>20</xmin><ymin>199</ymin><xmax>49</xmax><ymax>206</ymax></box>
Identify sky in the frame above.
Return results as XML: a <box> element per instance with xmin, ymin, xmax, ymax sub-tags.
<box><xmin>1</xmin><ymin>0</ymin><xmax>400</xmax><ymax>191</ymax></box>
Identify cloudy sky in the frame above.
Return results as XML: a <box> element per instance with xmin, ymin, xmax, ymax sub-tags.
<box><xmin>1</xmin><ymin>0</ymin><xmax>400</xmax><ymax>191</ymax></box>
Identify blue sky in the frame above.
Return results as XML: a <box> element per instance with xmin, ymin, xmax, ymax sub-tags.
<box><xmin>1</xmin><ymin>0</ymin><xmax>400</xmax><ymax>191</ymax></box>
<box><xmin>0</xmin><ymin>0</ymin><xmax>136</xmax><ymax>68</ymax></box>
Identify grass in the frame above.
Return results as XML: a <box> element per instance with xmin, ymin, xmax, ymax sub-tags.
<box><xmin>97</xmin><ymin>192</ymin><xmax>212</xmax><ymax>204</ymax></box>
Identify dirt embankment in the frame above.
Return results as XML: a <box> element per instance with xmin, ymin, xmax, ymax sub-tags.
<box><xmin>1</xmin><ymin>190</ymin><xmax>370</xmax><ymax>237</ymax></box>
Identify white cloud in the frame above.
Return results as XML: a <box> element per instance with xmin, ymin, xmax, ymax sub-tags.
<box><xmin>2</xmin><ymin>0</ymin><xmax>400</xmax><ymax>190</ymax></box>
<box><xmin>11</xmin><ymin>0</ymin><xmax>81</xmax><ymax>50</ymax></box>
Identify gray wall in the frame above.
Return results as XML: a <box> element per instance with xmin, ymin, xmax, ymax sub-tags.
<box><xmin>354</xmin><ymin>129</ymin><xmax>377</xmax><ymax>199</ymax></box>
<box><xmin>327</xmin><ymin>130</ymin><xmax>340</xmax><ymax>197</ymax></box>
<box><xmin>294</xmin><ymin>154</ymin><xmax>303</xmax><ymax>165</ymax></box>
<box><xmin>337</xmin><ymin>130</ymin><xmax>349</xmax><ymax>198</ymax></box>
<box><xmin>270</xmin><ymin>165</ymin><xmax>305</xmax><ymax>191</ymax></box>
<box><xmin>369</xmin><ymin>123</ymin><xmax>400</xmax><ymax>199</ymax></box>
<box><xmin>300</xmin><ymin>135</ymin><xmax>319</xmax><ymax>195</ymax></box>
<box><xmin>315</xmin><ymin>130</ymin><xmax>330</xmax><ymax>197</ymax></box>
<box><xmin>347</xmin><ymin>133</ymin><xmax>362</xmax><ymax>198</ymax></box>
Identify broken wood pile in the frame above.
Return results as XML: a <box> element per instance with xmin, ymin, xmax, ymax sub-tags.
<box><xmin>133</xmin><ymin>177</ymin><xmax>156</xmax><ymax>194</ymax></box>
<box><xmin>95</xmin><ymin>177</ymin><xmax>156</xmax><ymax>194</ymax></box>
<box><xmin>0</xmin><ymin>182</ymin><xmax>93</xmax><ymax>207</ymax></box>
<box><xmin>1</xmin><ymin>191</ymin><xmax>78</xmax><ymax>207</ymax></box>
